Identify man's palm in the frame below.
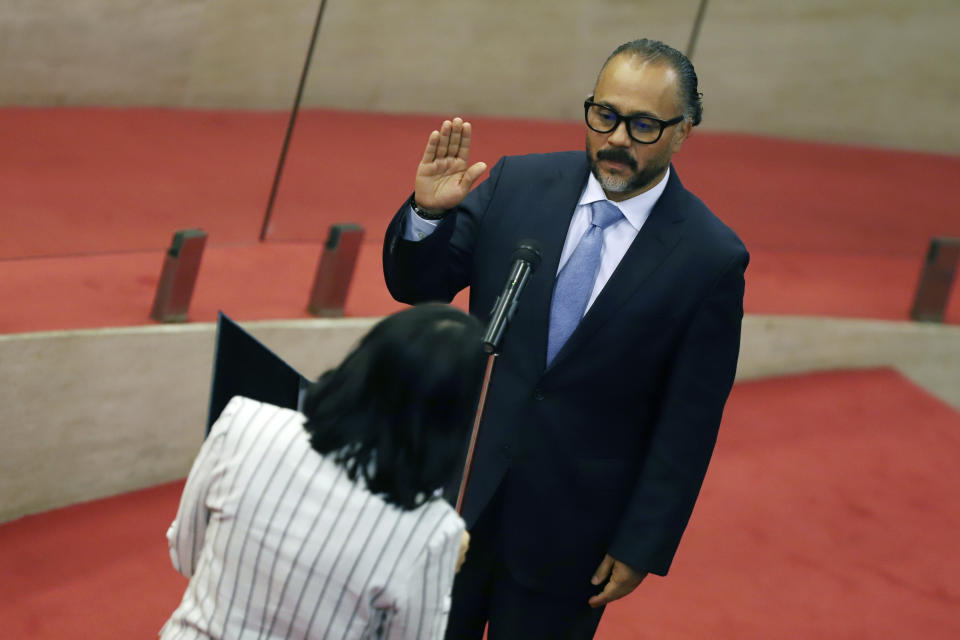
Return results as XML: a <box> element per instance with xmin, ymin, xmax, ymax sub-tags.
<box><xmin>414</xmin><ymin>117</ymin><xmax>487</xmax><ymax>212</ymax></box>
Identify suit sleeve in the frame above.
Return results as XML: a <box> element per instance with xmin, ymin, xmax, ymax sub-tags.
<box><xmin>382</xmin><ymin>158</ymin><xmax>505</xmax><ymax>305</ymax></box>
<box><xmin>608</xmin><ymin>248</ymin><xmax>748</xmax><ymax>576</ymax></box>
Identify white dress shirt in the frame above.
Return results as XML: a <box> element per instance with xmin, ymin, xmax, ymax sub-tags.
<box><xmin>161</xmin><ymin>396</ymin><xmax>465</xmax><ymax>640</ymax></box>
<box><xmin>405</xmin><ymin>167</ymin><xmax>669</xmax><ymax>315</ymax></box>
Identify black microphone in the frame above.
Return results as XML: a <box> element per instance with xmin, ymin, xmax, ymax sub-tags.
<box><xmin>482</xmin><ymin>239</ymin><xmax>543</xmax><ymax>354</ymax></box>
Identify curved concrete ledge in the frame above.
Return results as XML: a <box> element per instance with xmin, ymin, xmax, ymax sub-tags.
<box><xmin>0</xmin><ymin>318</ymin><xmax>377</xmax><ymax>524</ymax></box>
<box><xmin>738</xmin><ymin>315</ymin><xmax>960</xmax><ymax>412</ymax></box>
<box><xmin>2</xmin><ymin>314</ymin><xmax>958</xmax><ymax>523</ymax></box>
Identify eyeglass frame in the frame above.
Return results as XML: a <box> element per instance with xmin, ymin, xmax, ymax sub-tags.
<box><xmin>583</xmin><ymin>97</ymin><xmax>685</xmax><ymax>144</ymax></box>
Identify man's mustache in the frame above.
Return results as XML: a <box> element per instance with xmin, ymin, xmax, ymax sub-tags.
<box><xmin>595</xmin><ymin>148</ymin><xmax>637</xmax><ymax>170</ymax></box>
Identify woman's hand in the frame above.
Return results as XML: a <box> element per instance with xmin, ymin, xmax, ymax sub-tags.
<box><xmin>455</xmin><ymin>530</ymin><xmax>470</xmax><ymax>573</ymax></box>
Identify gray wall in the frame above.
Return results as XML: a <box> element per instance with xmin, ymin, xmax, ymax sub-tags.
<box><xmin>2</xmin><ymin>0</ymin><xmax>958</xmax><ymax>153</ymax></box>
<box><xmin>0</xmin><ymin>319</ymin><xmax>375</xmax><ymax>523</ymax></box>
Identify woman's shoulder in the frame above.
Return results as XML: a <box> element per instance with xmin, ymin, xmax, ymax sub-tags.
<box><xmin>209</xmin><ymin>396</ymin><xmax>306</xmax><ymax>442</ymax></box>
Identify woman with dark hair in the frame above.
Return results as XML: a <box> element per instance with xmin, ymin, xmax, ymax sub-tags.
<box><xmin>161</xmin><ymin>304</ymin><xmax>486</xmax><ymax>640</ymax></box>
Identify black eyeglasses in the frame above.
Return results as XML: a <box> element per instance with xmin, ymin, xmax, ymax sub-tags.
<box><xmin>584</xmin><ymin>97</ymin><xmax>684</xmax><ymax>144</ymax></box>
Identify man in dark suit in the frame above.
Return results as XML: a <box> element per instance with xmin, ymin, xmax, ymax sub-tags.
<box><xmin>382</xmin><ymin>39</ymin><xmax>748</xmax><ymax>639</ymax></box>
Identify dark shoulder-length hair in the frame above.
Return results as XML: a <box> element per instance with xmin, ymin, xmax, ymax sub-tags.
<box><xmin>301</xmin><ymin>304</ymin><xmax>486</xmax><ymax>510</ymax></box>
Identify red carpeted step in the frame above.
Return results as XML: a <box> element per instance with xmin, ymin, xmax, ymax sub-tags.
<box><xmin>0</xmin><ymin>107</ymin><xmax>286</xmax><ymax>258</ymax></box>
<box><xmin>2</xmin><ymin>106</ymin><xmax>958</xmax><ymax>331</ymax></box>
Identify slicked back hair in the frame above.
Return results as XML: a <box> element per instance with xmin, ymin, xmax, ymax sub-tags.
<box><xmin>597</xmin><ymin>38</ymin><xmax>703</xmax><ymax>126</ymax></box>
<box><xmin>301</xmin><ymin>304</ymin><xmax>486</xmax><ymax>510</ymax></box>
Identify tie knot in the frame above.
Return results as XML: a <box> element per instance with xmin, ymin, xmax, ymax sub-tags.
<box><xmin>590</xmin><ymin>200</ymin><xmax>623</xmax><ymax>230</ymax></box>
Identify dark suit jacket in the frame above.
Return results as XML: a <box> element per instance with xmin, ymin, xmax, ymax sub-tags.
<box><xmin>383</xmin><ymin>151</ymin><xmax>748</xmax><ymax>596</ymax></box>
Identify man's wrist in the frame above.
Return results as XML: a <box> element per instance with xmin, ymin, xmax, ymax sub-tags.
<box><xmin>410</xmin><ymin>196</ymin><xmax>449</xmax><ymax>220</ymax></box>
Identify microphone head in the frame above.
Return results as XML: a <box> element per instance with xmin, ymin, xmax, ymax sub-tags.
<box><xmin>511</xmin><ymin>239</ymin><xmax>543</xmax><ymax>272</ymax></box>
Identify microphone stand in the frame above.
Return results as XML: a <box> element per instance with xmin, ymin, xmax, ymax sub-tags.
<box><xmin>455</xmin><ymin>240</ymin><xmax>541</xmax><ymax>514</ymax></box>
<box><xmin>455</xmin><ymin>351</ymin><xmax>496</xmax><ymax>514</ymax></box>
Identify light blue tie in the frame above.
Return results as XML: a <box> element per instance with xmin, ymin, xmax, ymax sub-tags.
<box><xmin>547</xmin><ymin>200</ymin><xmax>623</xmax><ymax>365</ymax></box>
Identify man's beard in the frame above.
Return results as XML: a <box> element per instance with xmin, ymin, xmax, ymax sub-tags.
<box><xmin>587</xmin><ymin>138</ymin><xmax>670</xmax><ymax>195</ymax></box>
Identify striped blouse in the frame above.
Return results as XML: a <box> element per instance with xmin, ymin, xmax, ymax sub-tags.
<box><xmin>161</xmin><ymin>396</ymin><xmax>465</xmax><ymax>640</ymax></box>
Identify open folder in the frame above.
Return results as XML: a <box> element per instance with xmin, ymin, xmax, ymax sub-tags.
<box><xmin>206</xmin><ymin>312</ymin><xmax>311</xmax><ymax>434</ymax></box>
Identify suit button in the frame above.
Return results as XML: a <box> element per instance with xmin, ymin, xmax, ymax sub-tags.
<box><xmin>501</xmin><ymin>444</ymin><xmax>511</xmax><ymax>456</ymax></box>
<box><xmin>533</xmin><ymin>389</ymin><xmax>545</xmax><ymax>401</ymax></box>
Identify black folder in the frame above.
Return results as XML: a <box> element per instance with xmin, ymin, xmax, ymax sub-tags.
<box><xmin>206</xmin><ymin>312</ymin><xmax>311</xmax><ymax>434</ymax></box>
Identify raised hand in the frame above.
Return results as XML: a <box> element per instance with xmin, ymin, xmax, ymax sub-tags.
<box><xmin>414</xmin><ymin>117</ymin><xmax>488</xmax><ymax>215</ymax></box>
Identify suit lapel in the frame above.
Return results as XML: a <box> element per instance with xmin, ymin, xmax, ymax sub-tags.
<box><xmin>544</xmin><ymin>167</ymin><xmax>688</xmax><ymax>372</ymax></box>
<box><xmin>506</xmin><ymin>155</ymin><xmax>591</xmax><ymax>376</ymax></box>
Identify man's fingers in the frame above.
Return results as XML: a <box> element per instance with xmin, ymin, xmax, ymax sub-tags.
<box><xmin>421</xmin><ymin>118</ymin><xmax>473</xmax><ymax>169</ymax></box>
<box><xmin>588</xmin><ymin>579</ymin><xmax>627</xmax><ymax>608</ymax></box>
<box><xmin>588</xmin><ymin>556</ymin><xmax>647</xmax><ymax>608</ymax></box>
<box><xmin>457</xmin><ymin>121</ymin><xmax>473</xmax><ymax>161</ymax></box>
<box><xmin>461</xmin><ymin>162</ymin><xmax>488</xmax><ymax>189</ymax></box>
<box><xmin>435</xmin><ymin>120</ymin><xmax>452</xmax><ymax>159</ymax></box>
<box><xmin>416</xmin><ymin>118</ymin><xmax>481</xmax><ymax>209</ymax></box>
<box><xmin>420</xmin><ymin>130</ymin><xmax>440</xmax><ymax>164</ymax></box>
<box><xmin>591</xmin><ymin>554</ymin><xmax>615</xmax><ymax>586</ymax></box>
<box><xmin>447</xmin><ymin>117</ymin><xmax>464</xmax><ymax>159</ymax></box>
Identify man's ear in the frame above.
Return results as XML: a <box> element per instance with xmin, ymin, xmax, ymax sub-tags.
<box><xmin>671</xmin><ymin>119</ymin><xmax>693</xmax><ymax>153</ymax></box>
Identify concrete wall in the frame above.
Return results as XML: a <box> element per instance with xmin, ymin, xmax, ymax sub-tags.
<box><xmin>3</xmin><ymin>314</ymin><xmax>960</xmax><ymax>524</ymax></box>
<box><xmin>0</xmin><ymin>318</ymin><xmax>375</xmax><ymax>523</ymax></box>
<box><xmin>2</xmin><ymin>0</ymin><xmax>958</xmax><ymax>153</ymax></box>
<box><xmin>736</xmin><ymin>315</ymin><xmax>960</xmax><ymax>409</ymax></box>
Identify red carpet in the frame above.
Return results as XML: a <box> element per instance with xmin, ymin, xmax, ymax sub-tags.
<box><xmin>0</xmin><ymin>480</ymin><xmax>188</xmax><ymax>637</ymax></box>
<box><xmin>1</xmin><ymin>107</ymin><xmax>284</xmax><ymax>258</ymax></box>
<box><xmin>598</xmin><ymin>368</ymin><xmax>960</xmax><ymax>639</ymax></box>
<box><xmin>2</xmin><ymin>107</ymin><xmax>959</xmax><ymax>333</ymax></box>
<box><xmin>3</xmin><ymin>368</ymin><xmax>958</xmax><ymax>638</ymax></box>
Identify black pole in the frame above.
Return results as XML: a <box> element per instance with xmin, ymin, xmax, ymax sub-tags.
<box><xmin>685</xmin><ymin>0</ymin><xmax>710</xmax><ymax>60</ymax></box>
<box><xmin>260</xmin><ymin>0</ymin><xmax>331</xmax><ymax>241</ymax></box>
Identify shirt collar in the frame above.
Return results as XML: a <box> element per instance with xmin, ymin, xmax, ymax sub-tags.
<box><xmin>578</xmin><ymin>166</ymin><xmax>671</xmax><ymax>231</ymax></box>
